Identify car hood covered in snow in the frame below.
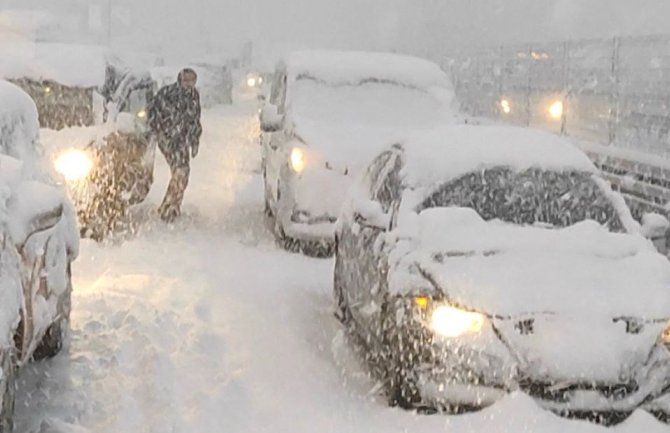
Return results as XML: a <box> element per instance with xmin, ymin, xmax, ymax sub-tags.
<box><xmin>388</xmin><ymin>207</ymin><xmax>670</xmax><ymax>320</ymax></box>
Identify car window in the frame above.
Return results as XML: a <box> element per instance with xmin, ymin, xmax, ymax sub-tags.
<box><xmin>269</xmin><ymin>70</ymin><xmax>284</xmax><ymax>105</ymax></box>
<box><xmin>418</xmin><ymin>167</ymin><xmax>625</xmax><ymax>232</ymax></box>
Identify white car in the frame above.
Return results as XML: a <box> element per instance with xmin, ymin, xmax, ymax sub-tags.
<box><xmin>0</xmin><ymin>80</ymin><xmax>79</xmax><ymax>430</ymax></box>
<box><xmin>260</xmin><ymin>50</ymin><xmax>457</xmax><ymax>255</ymax></box>
<box><xmin>334</xmin><ymin>124</ymin><xmax>670</xmax><ymax>422</ymax></box>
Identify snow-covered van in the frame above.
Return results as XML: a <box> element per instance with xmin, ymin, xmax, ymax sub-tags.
<box><xmin>260</xmin><ymin>50</ymin><xmax>458</xmax><ymax>255</ymax></box>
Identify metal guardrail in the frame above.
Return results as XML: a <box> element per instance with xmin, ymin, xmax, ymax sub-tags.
<box><xmin>445</xmin><ymin>34</ymin><xmax>670</xmax><ymax>219</ymax></box>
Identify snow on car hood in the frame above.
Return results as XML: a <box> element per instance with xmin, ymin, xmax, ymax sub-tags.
<box><xmin>388</xmin><ymin>207</ymin><xmax>670</xmax><ymax>319</ymax></box>
<box><xmin>292</xmin><ymin>118</ymin><xmax>410</xmax><ymax>172</ymax></box>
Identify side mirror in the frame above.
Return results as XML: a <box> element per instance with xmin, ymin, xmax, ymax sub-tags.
<box><xmin>353</xmin><ymin>200</ymin><xmax>390</xmax><ymax>231</ymax></box>
<box><xmin>641</xmin><ymin>212</ymin><xmax>670</xmax><ymax>255</ymax></box>
<box><xmin>260</xmin><ymin>104</ymin><xmax>282</xmax><ymax>133</ymax></box>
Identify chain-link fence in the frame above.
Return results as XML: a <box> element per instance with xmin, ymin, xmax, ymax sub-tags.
<box><xmin>447</xmin><ymin>35</ymin><xmax>670</xmax><ymax>156</ymax></box>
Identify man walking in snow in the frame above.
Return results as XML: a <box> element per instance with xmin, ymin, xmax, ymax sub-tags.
<box><xmin>148</xmin><ymin>68</ymin><xmax>203</xmax><ymax>222</ymax></box>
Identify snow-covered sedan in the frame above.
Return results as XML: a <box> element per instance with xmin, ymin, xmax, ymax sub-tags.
<box><xmin>0</xmin><ymin>80</ymin><xmax>79</xmax><ymax>430</ymax></box>
<box><xmin>260</xmin><ymin>50</ymin><xmax>457</xmax><ymax>255</ymax></box>
<box><xmin>334</xmin><ymin>125</ymin><xmax>670</xmax><ymax>421</ymax></box>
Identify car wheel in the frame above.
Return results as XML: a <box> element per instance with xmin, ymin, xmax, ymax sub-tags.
<box><xmin>333</xmin><ymin>252</ymin><xmax>352</xmax><ymax>324</ymax></box>
<box><xmin>382</xmin><ymin>306</ymin><xmax>423</xmax><ymax>409</ymax></box>
<box><xmin>262</xmin><ymin>167</ymin><xmax>273</xmax><ymax>217</ymax></box>
<box><xmin>0</xmin><ymin>349</ymin><xmax>16</xmax><ymax>433</ymax></box>
<box><xmin>32</xmin><ymin>267</ymin><xmax>72</xmax><ymax>361</ymax></box>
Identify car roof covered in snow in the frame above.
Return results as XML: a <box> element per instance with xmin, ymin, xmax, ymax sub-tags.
<box><xmin>0</xmin><ymin>79</ymin><xmax>40</xmax><ymax>162</ymax></box>
<box><xmin>284</xmin><ymin>50</ymin><xmax>450</xmax><ymax>89</ymax></box>
<box><xmin>0</xmin><ymin>42</ymin><xmax>106</xmax><ymax>87</ymax></box>
<box><xmin>400</xmin><ymin>125</ymin><xmax>598</xmax><ymax>188</ymax></box>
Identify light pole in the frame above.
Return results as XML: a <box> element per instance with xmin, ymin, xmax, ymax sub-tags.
<box><xmin>106</xmin><ymin>0</ymin><xmax>112</xmax><ymax>47</ymax></box>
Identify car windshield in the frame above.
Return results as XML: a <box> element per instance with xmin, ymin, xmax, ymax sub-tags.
<box><xmin>290</xmin><ymin>76</ymin><xmax>444</xmax><ymax>128</ymax></box>
<box><xmin>418</xmin><ymin>167</ymin><xmax>625</xmax><ymax>232</ymax></box>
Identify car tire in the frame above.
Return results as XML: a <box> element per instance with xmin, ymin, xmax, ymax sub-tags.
<box><xmin>0</xmin><ymin>349</ymin><xmax>16</xmax><ymax>433</ymax></box>
<box><xmin>32</xmin><ymin>267</ymin><xmax>72</xmax><ymax>361</ymax></box>
<box><xmin>31</xmin><ymin>317</ymin><xmax>66</xmax><ymax>361</ymax></box>
<box><xmin>333</xmin><ymin>252</ymin><xmax>352</xmax><ymax>324</ymax></box>
<box><xmin>262</xmin><ymin>167</ymin><xmax>273</xmax><ymax>217</ymax></box>
<box><xmin>382</xmin><ymin>306</ymin><xmax>424</xmax><ymax>410</ymax></box>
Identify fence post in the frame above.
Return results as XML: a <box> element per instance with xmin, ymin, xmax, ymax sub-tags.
<box><xmin>496</xmin><ymin>45</ymin><xmax>504</xmax><ymax>119</ymax></box>
<box><xmin>561</xmin><ymin>41</ymin><xmax>570</xmax><ymax>135</ymax></box>
<box><xmin>609</xmin><ymin>37</ymin><xmax>621</xmax><ymax>145</ymax></box>
<box><xmin>526</xmin><ymin>45</ymin><xmax>533</xmax><ymax>127</ymax></box>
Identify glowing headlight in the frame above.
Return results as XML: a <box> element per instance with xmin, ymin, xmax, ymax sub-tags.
<box><xmin>289</xmin><ymin>147</ymin><xmax>306</xmax><ymax>173</ymax></box>
<box><xmin>247</xmin><ymin>77</ymin><xmax>257</xmax><ymax>87</ymax></box>
<box><xmin>548</xmin><ymin>100</ymin><xmax>564</xmax><ymax>120</ymax></box>
<box><xmin>44</xmin><ymin>86</ymin><xmax>52</xmax><ymax>94</ymax></box>
<box><xmin>662</xmin><ymin>322</ymin><xmax>670</xmax><ymax>346</ymax></box>
<box><xmin>258</xmin><ymin>76</ymin><xmax>264</xmax><ymax>85</ymax></box>
<box><xmin>430</xmin><ymin>305</ymin><xmax>485</xmax><ymax>338</ymax></box>
<box><xmin>54</xmin><ymin>149</ymin><xmax>94</xmax><ymax>182</ymax></box>
<box><xmin>500</xmin><ymin>99</ymin><xmax>511</xmax><ymax>114</ymax></box>
<box><xmin>136</xmin><ymin>109</ymin><xmax>147</xmax><ymax>119</ymax></box>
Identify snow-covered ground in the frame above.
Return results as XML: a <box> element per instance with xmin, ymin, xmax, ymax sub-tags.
<box><xmin>13</xmin><ymin>97</ymin><xmax>670</xmax><ymax>433</ymax></box>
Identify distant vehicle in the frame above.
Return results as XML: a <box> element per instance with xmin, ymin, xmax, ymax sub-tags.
<box><xmin>334</xmin><ymin>125</ymin><xmax>670</xmax><ymax>422</ymax></box>
<box><xmin>52</xmin><ymin>65</ymin><xmax>157</xmax><ymax>240</ymax></box>
<box><xmin>0</xmin><ymin>42</ymin><xmax>107</xmax><ymax>130</ymax></box>
<box><xmin>242</xmin><ymin>70</ymin><xmax>270</xmax><ymax>93</ymax></box>
<box><xmin>0</xmin><ymin>80</ymin><xmax>79</xmax><ymax>431</ymax></box>
<box><xmin>260</xmin><ymin>50</ymin><xmax>457</xmax><ymax>255</ymax></box>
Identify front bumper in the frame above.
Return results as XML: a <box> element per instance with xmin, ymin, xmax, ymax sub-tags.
<box><xmin>394</xmin><ymin>310</ymin><xmax>670</xmax><ymax>413</ymax></box>
<box><xmin>281</xmin><ymin>213</ymin><xmax>337</xmax><ymax>244</ymax></box>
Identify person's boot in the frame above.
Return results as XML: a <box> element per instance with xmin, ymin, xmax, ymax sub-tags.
<box><xmin>159</xmin><ymin>205</ymin><xmax>180</xmax><ymax>223</ymax></box>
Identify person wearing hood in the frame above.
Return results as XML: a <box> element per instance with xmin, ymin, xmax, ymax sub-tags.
<box><xmin>148</xmin><ymin>68</ymin><xmax>203</xmax><ymax>222</ymax></box>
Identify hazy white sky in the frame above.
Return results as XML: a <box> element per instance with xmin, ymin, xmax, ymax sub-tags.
<box><xmin>2</xmin><ymin>0</ymin><xmax>669</xmax><ymax>63</ymax></box>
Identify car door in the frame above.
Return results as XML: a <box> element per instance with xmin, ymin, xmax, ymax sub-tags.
<box><xmin>343</xmin><ymin>151</ymin><xmax>402</xmax><ymax>338</ymax></box>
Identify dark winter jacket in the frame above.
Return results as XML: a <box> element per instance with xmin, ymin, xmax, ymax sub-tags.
<box><xmin>148</xmin><ymin>82</ymin><xmax>202</xmax><ymax>150</ymax></box>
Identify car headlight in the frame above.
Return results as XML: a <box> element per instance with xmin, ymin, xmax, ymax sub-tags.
<box><xmin>54</xmin><ymin>149</ymin><xmax>94</xmax><ymax>182</ymax></box>
<box><xmin>500</xmin><ymin>98</ymin><xmax>511</xmax><ymax>114</ymax></box>
<box><xmin>548</xmin><ymin>100</ymin><xmax>563</xmax><ymax>120</ymax></box>
<box><xmin>136</xmin><ymin>109</ymin><xmax>147</xmax><ymax>119</ymax></box>
<box><xmin>414</xmin><ymin>296</ymin><xmax>485</xmax><ymax>338</ymax></box>
<box><xmin>289</xmin><ymin>147</ymin><xmax>306</xmax><ymax>173</ymax></box>
<box><xmin>247</xmin><ymin>77</ymin><xmax>257</xmax><ymax>87</ymax></box>
<box><xmin>661</xmin><ymin>322</ymin><xmax>670</xmax><ymax>346</ymax></box>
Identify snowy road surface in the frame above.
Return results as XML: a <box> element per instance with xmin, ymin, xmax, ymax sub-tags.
<box><xmin>14</xmin><ymin>98</ymin><xmax>669</xmax><ymax>433</ymax></box>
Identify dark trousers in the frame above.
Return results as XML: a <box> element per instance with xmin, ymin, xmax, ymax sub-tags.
<box><xmin>157</xmin><ymin>135</ymin><xmax>190</xmax><ymax>222</ymax></box>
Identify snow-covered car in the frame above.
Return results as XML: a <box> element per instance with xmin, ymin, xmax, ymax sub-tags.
<box><xmin>0</xmin><ymin>42</ymin><xmax>107</xmax><ymax>130</ymax></box>
<box><xmin>51</xmin><ymin>66</ymin><xmax>156</xmax><ymax>240</ymax></box>
<box><xmin>260</xmin><ymin>50</ymin><xmax>457</xmax><ymax>254</ymax></box>
<box><xmin>0</xmin><ymin>80</ymin><xmax>79</xmax><ymax>430</ymax></box>
<box><xmin>242</xmin><ymin>70</ymin><xmax>269</xmax><ymax>93</ymax></box>
<box><xmin>334</xmin><ymin>124</ymin><xmax>670</xmax><ymax>421</ymax></box>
